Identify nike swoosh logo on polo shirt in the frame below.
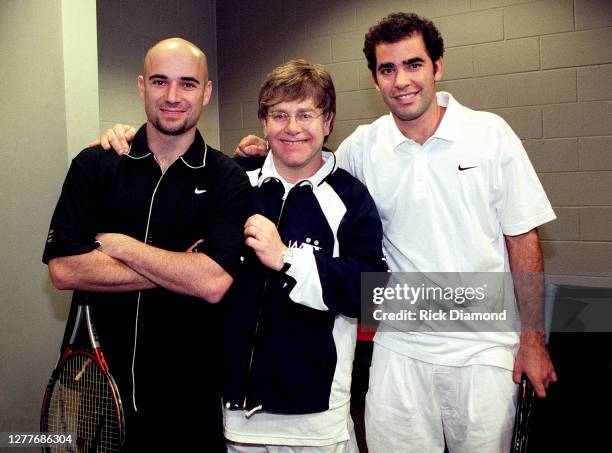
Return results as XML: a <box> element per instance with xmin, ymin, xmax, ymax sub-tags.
<box><xmin>458</xmin><ymin>165</ymin><xmax>478</xmax><ymax>171</ymax></box>
<box><xmin>194</xmin><ymin>188</ymin><xmax>207</xmax><ymax>194</ymax></box>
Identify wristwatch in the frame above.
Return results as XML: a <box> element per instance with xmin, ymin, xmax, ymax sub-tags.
<box><xmin>280</xmin><ymin>249</ymin><xmax>295</xmax><ymax>273</ymax></box>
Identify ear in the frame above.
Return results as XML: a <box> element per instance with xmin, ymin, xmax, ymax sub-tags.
<box><xmin>202</xmin><ymin>80</ymin><xmax>213</xmax><ymax>107</ymax></box>
<box><xmin>138</xmin><ymin>75</ymin><xmax>145</xmax><ymax>101</ymax></box>
<box><xmin>433</xmin><ymin>57</ymin><xmax>444</xmax><ymax>82</ymax></box>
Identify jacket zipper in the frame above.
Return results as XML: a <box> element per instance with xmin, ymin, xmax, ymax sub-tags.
<box><xmin>243</xmin><ymin>185</ymin><xmax>289</xmax><ymax>414</ymax></box>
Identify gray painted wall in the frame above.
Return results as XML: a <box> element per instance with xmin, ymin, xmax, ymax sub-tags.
<box><xmin>0</xmin><ymin>0</ymin><xmax>98</xmax><ymax>441</ymax></box>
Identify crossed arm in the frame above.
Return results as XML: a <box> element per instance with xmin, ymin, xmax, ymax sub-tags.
<box><xmin>49</xmin><ymin>249</ymin><xmax>156</xmax><ymax>292</ymax></box>
<box><xmin>505</xmin><ymin>228</ymin><xmax>558</xmax><ymax>397</ymax></box>
<box><xmin>49</xmin><ymin>236</ymin><xmax>232</xmax><ymax>303</ymax></box>
<box><xmin>95</xmin><ymin>233</ymin><xmax>231</xmax><ymax>302</ymax></box>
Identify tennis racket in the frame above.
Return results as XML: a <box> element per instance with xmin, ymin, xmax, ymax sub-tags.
<box><xmin>510</xmin><ymin>374</ymin><xmax>536</xmax><ymax>453</ymax></box>
<box><xmin>41</xmin><ymin>303</ymin><xmax>125</xmax><ymax>452</ymax></box>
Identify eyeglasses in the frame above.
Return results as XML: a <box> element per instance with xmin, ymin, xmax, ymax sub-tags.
<box><xmin>267</xmin><ymin>110</ymin><xmax>324</xmax><ymax>125</ymax></box>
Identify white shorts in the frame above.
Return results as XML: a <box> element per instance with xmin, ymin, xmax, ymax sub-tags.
<box><xmin>365</xmin><ymin>343</ymin><xmax>517</xmax><ymax>453</ymax></box>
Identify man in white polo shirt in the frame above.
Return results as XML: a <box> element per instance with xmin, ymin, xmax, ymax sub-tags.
<box><xmin>336</xmin><ymin>12</ymin><xmax>557</xmax><ymax>452</ymax></box>
<box><xmin>234</xmin><ymin>12</ymin><xmax>557</xmax><ymax>453</ymax></box>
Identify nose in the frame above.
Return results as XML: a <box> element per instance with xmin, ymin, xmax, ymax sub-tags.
<box><xmin>395</xmin><ymin>67</ymin><xmax>411</xmax><ymax>89</ymax></box>
<box><xmin>166</xmin><ymin>81</ymin><xmax>179</xmax><ymax>103</ymax></box>
<box><xmin>284</xmin><ymin>115</ymin><xmax>301</xmax><ymax>134</ymax></box>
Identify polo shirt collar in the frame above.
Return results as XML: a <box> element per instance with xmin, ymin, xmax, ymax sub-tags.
<box><xmin>125</xmin><ymin>124</ymin><xmax>208</xmax><ymax>168</ymax></box>
<box><xmin>257</xmin><ymin>150</ymin><xmax>337</xmax><ymax>188</ymax></box>
<box><xmin>385</xmin><ymin>91</ymin><xmax>460</xmax><ymax>148</ymax></box>
<box><xmin>431</xmin><ymin>91</ymin><xmax>460</xmax><ymax>142</ymax></box>
<box><xmin>386</xmin><ymin>113</ymin><xmax>412</xmax><ymax>150</ymax></box>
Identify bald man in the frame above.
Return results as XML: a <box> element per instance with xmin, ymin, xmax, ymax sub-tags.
<box><xmin>43</xmin><ymin>38</ymin><xmax>251</xmax><ymax>451</ymax></box>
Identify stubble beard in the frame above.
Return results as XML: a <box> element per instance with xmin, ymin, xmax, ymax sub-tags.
<box><xmin>151</xmin><ymin>102</ymin><xmax>197</xmax><ymax>136</ymax></box>
<box><xmin>153</xmin><ymin>119</ymin><xmax>189</xmax><ymax>136</ymax></box>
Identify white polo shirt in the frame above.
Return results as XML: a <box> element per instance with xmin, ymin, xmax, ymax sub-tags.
<box><xmin>336</xmin><ymin>92</ymin><xmax>556</xmax><ymax>369</ymax></box>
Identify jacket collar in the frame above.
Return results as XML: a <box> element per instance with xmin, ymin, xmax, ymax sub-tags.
<box><xmin>125</xmin><ymin>125</ymin><xmax>208</xmax><ymax>168</ymax></box>
<box><xmin>256</xmin><ymin>150</ymin><xmax>337</xmax><ymax>188</ymax></box>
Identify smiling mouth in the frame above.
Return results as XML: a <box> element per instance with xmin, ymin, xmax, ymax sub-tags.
<box><xmin>394</xmin><ymin>91</ymin><xmax>418</xmax><ymax>101</ymax></box>
<box><xmin>161</xmin><ymin>109</ymin><xmax>185</xmax><ymax>114</ymax></box>
<box><xmin>281</xmin><ymin>139</ymin><xmax>308</xmax><ymax>145</ymax></box>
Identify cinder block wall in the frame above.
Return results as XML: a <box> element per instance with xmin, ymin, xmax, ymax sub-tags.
<box><xmin>96</xmin><ymin>0</ymin><xmax>220</xmax><ymax>148</ymax></box>
<box><xmin>217</xmin><ymin>0</ymin><xmax>612</xmax><ymax>280</ymax></box>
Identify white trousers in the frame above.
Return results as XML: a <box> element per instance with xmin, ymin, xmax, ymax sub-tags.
<box><xmin>365</xmin><ymin>344</ymin><xmax>517</xmax><ymax>453</ymax></box>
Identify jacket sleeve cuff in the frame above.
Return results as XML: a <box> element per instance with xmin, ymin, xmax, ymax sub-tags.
<box><xmin>285</xmin><ymin>247</ymin><xmax>328</xmax><ymax>311</ymax></box>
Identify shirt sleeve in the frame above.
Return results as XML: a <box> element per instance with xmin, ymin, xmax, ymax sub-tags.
<box><xmin>199</xmin><ymin>160</ymin><xmax>252</xmax><ymax>279</ymax></box>
<box><xmin>43</xmin><ymin>151</ymin><xmax>102</xmax><ymax>264</ymax></box>
<box><xmin>496</xmin><ymin>119</ymin><xmax>556</xmax><ymax>236</ymax></box>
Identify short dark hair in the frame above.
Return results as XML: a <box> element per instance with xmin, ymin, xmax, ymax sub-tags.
<box><xmin>363</xmin><ymin>12</ymin><xmax>444</xmax><ymax>79</ymax></box>
<box><xmin>258</xmin><ymin>59</ymin><xmax>336</xmax><ymax>137</ymax></box>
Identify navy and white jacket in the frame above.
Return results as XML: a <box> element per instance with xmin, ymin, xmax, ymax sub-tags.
<box><xmin>224</xmin><ymin>151</ymin><xmax>386</xmax><ymax>415</ymax></box>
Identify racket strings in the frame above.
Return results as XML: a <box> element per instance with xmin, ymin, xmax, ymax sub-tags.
<box><xmin>45</xmin><ymin>354</ymin><xmax>121</xmax><ymax>452</ymax></box>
